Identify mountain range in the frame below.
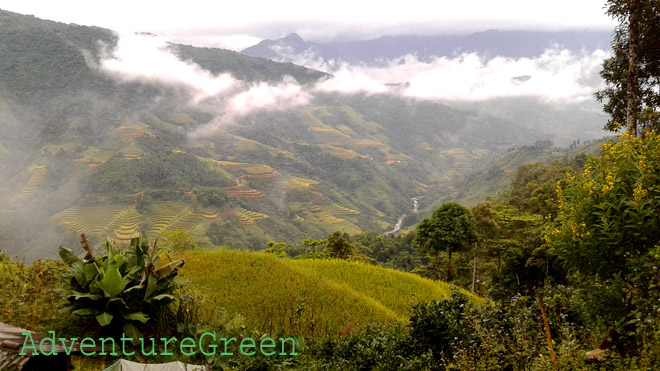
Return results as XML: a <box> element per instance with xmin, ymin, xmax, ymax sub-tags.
<box><xmin>0</xmin><ymin>9</ymin><xmax>607</xmax><ymax>260</ymax></box>
<box><xmin>242</xmin><ymin>30</ymin><xmax>612</xmax><ymax>64</ymax></box>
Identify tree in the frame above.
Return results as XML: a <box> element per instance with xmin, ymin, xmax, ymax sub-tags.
<box><xmin>325</xmin><ymin>231</ymin><xmax>356</xmax><ymax>260</ymax></box>
<box><xmin>414</xmin><ymin>202</ymin><xmax>477</xmax><ymax>282</ymax></box>
<box><xmin>471</xmin><ymin>202</ymin><xmax>498</xmax><ymax>293</ymax></box>
<box><xmin>547</xmin><ymin>133</ymin><xmax>660</xmax><ymax>343</ymax></box>
<box><xmin>596</xmin><ymin>0</ymin><xmax>660</xmax><ymax>136</ymax></box>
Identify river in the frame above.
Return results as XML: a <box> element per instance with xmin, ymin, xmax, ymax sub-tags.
<box><xmin>384</xmin><ymin>196</ymin><xmax>422</xmax><ymax>236</ymax></box>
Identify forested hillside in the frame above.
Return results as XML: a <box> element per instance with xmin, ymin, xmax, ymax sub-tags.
<box><xmin>1</xmin><ymin>1</ymin><xmax>660</xmax><ymax>369</ymax></box>
<box><xmin>0</xmin><ymin>9</ymin><xmax>563</xmax><ymax>260</ymax></box>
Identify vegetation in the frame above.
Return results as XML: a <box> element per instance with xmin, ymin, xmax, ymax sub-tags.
<box><xmin>178</xmin><ymin>249</ymin><xmax>463</xmax><ymax>338</ymax></box>
<box><xmin>5</xmin><ymin>1</ymin><xmax>660</xmax><ymax>369</ymax></box>
<box><xmin>547</xmin><ymin>132</ymin><xmax>660</xmax><ymax>347</ymax></box>
<box><xmin>596</xmin><ymin>0</ymin><xmax>660</xmax><ymax>134</ymax></box>
<box><xmin>414</xmin><ymin>202</ymin><xmax>477</xmax><ymax>281</ymax></box>
<box><xmin>58</xmin><ymin>236</ymin><xmax>184</xmax><ymax>339</ymax></box>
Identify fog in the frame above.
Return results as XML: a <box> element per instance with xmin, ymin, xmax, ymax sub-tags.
<box><xmin>0</xmin><ymin>30</ymin><xmax>611</xmax><ymax>260</ymax></box>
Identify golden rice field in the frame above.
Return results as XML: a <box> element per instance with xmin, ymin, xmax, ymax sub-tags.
<box><xmin>52</xmin><ymin>202</ymin><xmax>220</xmax><ymax>243</ymax></box>
<box><xmin>110</xmin><ymin>125</ymin><xmax>151</xmax><ymax>140</ymax></box>
<box><xmin>287</xmin><ymin>177</ymin><xmax>319</xmax><ymax>190</ymax></box>
<box><xmin>17</xmin><ymin>165</ymin><xmax>47</xmax><ymax>201</ymax></box>
<box><xmin>318</xmin><ymin>144</ymin><xmax>369</xmax><ymax>160</ymax></box>
<box><xmin>232</xmin><ymin>207</ymin><xmax>269</xmax><ymax>225</ymax></box>
<box><xmin>179</xmin><ymin>249</ymin><xmax>474</xmax><ymax>338</ymax></box>
<box><xmin>74</xmin><ymin>146</ymin><xmax>115</xmax><ymax>164</ymax></box>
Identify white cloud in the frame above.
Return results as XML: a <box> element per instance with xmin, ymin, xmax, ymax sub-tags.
<box><xmin>92</xmin><ymin>31</ymin><xmax>610</xmax><ymax>139</ymax></box>
<box><xmin>95</xmin><ymin>32</ymin><xmax>309</xmax><ymax>133</ymax></box>
<box><xmin>300</xmin><ymin>48</ymin><xmax>610</xmax><ymax>103</ymax></box>
<box><xmin>99</xmin><ymin>32</ymin><xmax>239</xmax><ymax>102</ymax></box>
<box><xmin>228</xmin><ymin>78</ymin><xmax>311</xmax><ymax>116</ymax></box>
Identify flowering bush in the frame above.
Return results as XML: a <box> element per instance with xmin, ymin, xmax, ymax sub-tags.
<box><xmin>546</xmin><ymin>131</ymin><xmax>660</xmax><ymax>344</ymax></box>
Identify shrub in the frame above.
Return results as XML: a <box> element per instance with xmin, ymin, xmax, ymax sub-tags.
<box><xmin>57</xmin><ymin>235</ymin><xmax>184</xmax><ymax>340</ymax></box>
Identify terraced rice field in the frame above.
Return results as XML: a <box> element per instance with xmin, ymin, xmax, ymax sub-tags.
<box><xmin>145</xmin><ymin>202</ymin><xmax>193</xmax><ymax>237</ymax></box>
<box><xmin>53</xmin><ymin>205</ymin><xmax>130</xmax><ymax>236</ymax></box>
<box><xmin>319</xmin><ymin>145</ymin><xmax>368</xmax><ymax>160</ymax></box>
<box><xmin>17</xmin><ymin>165</ymin><xmax>47</xmax><ymax>201</ymax></box>
<box><xmin>74</xmin><ymin>147</ymin><xmax>115</xmax><ymax>164</ymax></box>
<box><xmin>325</xmin><ymin>204</ymin><xmax>360</xmax><ymax>215</ymax></box>
<box><xmin>317</xmin><ymin>214</ymin><xmax>345</xmax><ymax>224</ymax></box>
<box><xmin>52</xmin><ymin>202</ymin><xmax>221</xmax><ymax>243</ymax></box>
<box><xmin>212</xmin><ymin>160</ymin><xmax>275</xmax><ymax>177</ymax></box>
<box><xmin>225</xmin><ymin>187</ymin><xmax>265</xmax><ymax>199</ymax></box>
<box><xmin>111</xmin><ymin>125</ymin><xmax>150</xmax><ymax>140</ymax></box>
<box><xmin>246</xmin><ymin>171</ymin><xmax>280</xmax><ymax>180</ymax></box>
<box><xmin>106</xmin><ymin>208</ymin><xmax>142</xmax><ymax>241</ymax></box>
<box><xmin>232</xmin><ymin>208</ymin><xmax>269</xmax><ymax>225</ymax></box>
<box><xmin>287</xmin><ymin>177</ymin><xmax>319</xmax><ymax>190</ymax></box>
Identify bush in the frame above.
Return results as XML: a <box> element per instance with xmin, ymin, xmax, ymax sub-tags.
<box><xmin>546</xmin><ymin>132</ymin><xmax>660</xmax><ymax>346</ymax></box>
<box><xmin>57</xmin><ymin>236</ymin><xmax>184</xmax><ymax>340</ymax></box>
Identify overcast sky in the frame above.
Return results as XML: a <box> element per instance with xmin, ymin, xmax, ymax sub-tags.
<box><xmin>1</xmin><ymin>0</ymin><xmax>616</xmax><ymax>49</ymax></box>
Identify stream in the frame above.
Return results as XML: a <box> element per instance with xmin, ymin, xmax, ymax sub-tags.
<box><xmin>384</xmin><ymin>196</ymin><xmax>422</xmax><ymax>236</ymax></box>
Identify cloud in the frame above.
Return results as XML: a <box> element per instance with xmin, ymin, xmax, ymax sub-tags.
<box><xmin>283</xmin><ymin>48</ymin><xmax>610</xmax><ymax>103</ymax></box>
<box><xmin>94</xmin><ymin>31</ymin><xmax>610</xmax><ymax>139</ymax></box>
<box><xmin>99</xmin><ymin>32</ymin><xmax>240</xmax><ymax>102</ymax></box>
<box><xmin>95</xmin><ymin>32</ymin><xmax>310</xmax><ymax>131</ymax></box>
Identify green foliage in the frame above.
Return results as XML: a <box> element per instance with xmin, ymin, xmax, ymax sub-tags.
<box><xmin>58</xmin><ymin>236</ymin><xmax>184</xmax><ymax>339</ymax></box>
<box><xmin>88</xmin><ymin>152</ymin><xmax>233</xmax><ymax>194</ymax></box>
<box><xmin>0</xmin><ymin>250</ymin><xmax>81</xmax><ymax>334</ymax></box>
<box><xmin>264</xmin><ymin>241</ymin><xmax>288</xmax><ymax>257</ymax></box>
<box><xmin>353</xmin><ymin>231</ymin><xmax>422</xmax><ymax>271</ymax></box>
<box><xmin>194</xmin><ymin>187</ymin><xmax>227</xmax><ymax>207</ymax></box>
<box><xmin>325</xmin><ymin>231</ymin><xmax>356</xmax><ymax>259</ymax></box>
<box><xmin>548</xmin><ymin>132</ymin><xmax>660</xmax><ymax>344</ymax></box>
<box><xmin>160</xmin><ymin>230</ymin><xmax>198</xmax><ymax>254</ymax></box>
<box><xmin>414</xmin><ymin>202</ymin><xmax>477</xmax><ymax>281</ymax></box>
<box><xmin>596</xmin><ymin>0</ymin><xmax>660</xmax><ymax>132</ymax></box>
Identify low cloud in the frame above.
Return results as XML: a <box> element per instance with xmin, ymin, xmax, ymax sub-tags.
<box><xmin>94</xmin><ymin>32</ymin><xmax>310</xmax><ymax>132</ymax></box>
<box><xmin>93</xmin><ymin>32</ymin><xmax>610</xmax><ymax>139</ymax></box>
<box><xmin>284</xmin><ymin>47</ymin><xmax>610</xmax><ymax>104</ymax></box>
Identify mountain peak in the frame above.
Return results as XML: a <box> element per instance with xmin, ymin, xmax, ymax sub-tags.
<box><xmin>282</xmin><ymin>33</ymin><xmax>304</xmax><ymax>43</ymax></box>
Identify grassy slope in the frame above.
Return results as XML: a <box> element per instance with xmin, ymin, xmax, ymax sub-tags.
<box><xmin>179</xmin><ymin>249</ymin><xmax>470</xmax><ymax>338</ymax></box>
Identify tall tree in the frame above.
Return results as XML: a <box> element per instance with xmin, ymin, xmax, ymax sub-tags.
<box><xmin>414</xmin><ymin>202</ymin><xmax>477</xmax><ymax>282</ymax></box>
<box><xmin>596</xmin><ymin>0</ymin><xmax>660</xmax><ymax>136</ymax></box>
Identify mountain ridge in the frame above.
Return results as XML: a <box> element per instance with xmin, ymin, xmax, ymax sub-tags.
<box><xmin>242</xmin><ymin>29</ymin><xmax>612</xmax><ymax>64</ymax></box>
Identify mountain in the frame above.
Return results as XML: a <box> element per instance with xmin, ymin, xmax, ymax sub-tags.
<box><xmin>0</xmin><ymin>9</ymin><xmax>598</xmax><ymax>260</ymax></box>
<box><xmin>242</xmin><ymin>30</ymin><xmax>612</xmax><ymax>64</ymax></box>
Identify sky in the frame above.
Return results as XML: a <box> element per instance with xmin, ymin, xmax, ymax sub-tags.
<box><xmin>0</xmin><ymin>0</ymin><xmax>616</xmax><ymax>49</ymax></box>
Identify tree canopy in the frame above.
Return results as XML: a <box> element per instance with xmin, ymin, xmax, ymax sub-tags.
<box><xmin>414</xmin><ymin>202</ymin><xmax>477</xmax><ymax>281</ymax></box>
<box><xmin>596</xmin><ymin>0</ymin><xmax>660</xmax><ymax>135</ymax></box>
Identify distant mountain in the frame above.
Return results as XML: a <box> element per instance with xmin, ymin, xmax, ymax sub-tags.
<box><xmin>242</xmin><ymin>30</ymin><xmax>612</xmax><ymax>64</ymax></box>
<box><xmin>0</xmin><ymin>9</ymin><xmax>603</xmax><ymax>260</ymax></box>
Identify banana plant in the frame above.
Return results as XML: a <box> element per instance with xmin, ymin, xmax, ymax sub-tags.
<box><xmin>58</xmin><ymin>235</ymin><xmax>184</xmax><ymax>340</ymax></box>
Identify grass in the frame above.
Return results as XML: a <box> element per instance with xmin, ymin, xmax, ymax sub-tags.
<box><xmin>178</xmin><ymin>249</ymin><xmax>475</xmax><ymax>338</ymax></box>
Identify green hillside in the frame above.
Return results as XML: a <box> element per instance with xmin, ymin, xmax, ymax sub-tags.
<box><xmin>0</xmin><ymin>9</ymin><xmax>575</xmax><ymax>259</ymax></box>
<box><xmin>179</xmin><ymin>249</ymin><xmax>466</xmax><ymax>338</ymax></box>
